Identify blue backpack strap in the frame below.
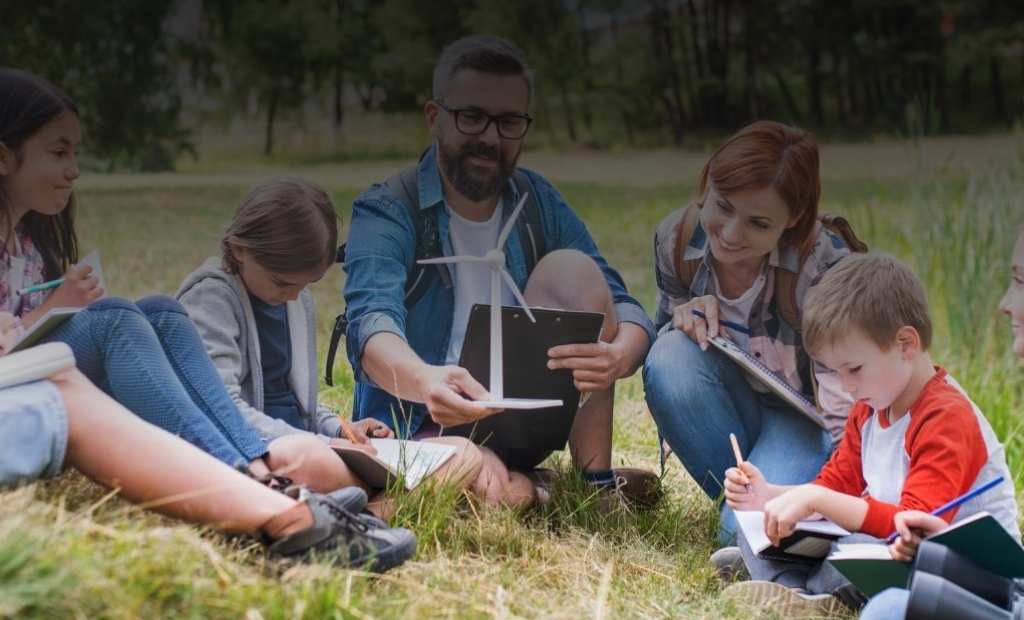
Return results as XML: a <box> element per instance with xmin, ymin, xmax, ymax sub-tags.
<box><xmin>511</xmin><ymin>169</ymin><xmax>547</xmax><ymax>275</ymax></box>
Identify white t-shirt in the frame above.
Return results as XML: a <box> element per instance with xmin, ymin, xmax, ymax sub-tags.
<box><xmin>710</xmin><ymin>262</ymin><xmax>767</xmax><ymax>392</ymax></box>
<box><xmin>445</xmin><ymin>200</ymin><xmax>513</xmax><ymax>365</ymax></box>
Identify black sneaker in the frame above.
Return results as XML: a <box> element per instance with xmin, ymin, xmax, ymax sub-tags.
<box><xmin>267</xmin><ymin>491</ymin><xmax>416</xmax><ymax>572</ymax></box>
<box><xmin>322</xmin><ymin>487</ymin><xmax>388</xmax><ymax>529</ymax></box>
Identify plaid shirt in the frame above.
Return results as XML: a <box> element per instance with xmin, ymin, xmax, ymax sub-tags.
<box><xmin>653</xmin><ymin>207</ymin><xmax>854</xmax><ymax>442</ymax></box>
<box><xmin>0</xmin><ymin>228</ymin><xmax>48</xmax><ymax>316</ymax></box>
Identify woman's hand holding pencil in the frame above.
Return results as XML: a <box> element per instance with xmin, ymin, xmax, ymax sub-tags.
<box><xmin>723</xmin><ymin>434</ymin><xmax>770</xmax><ymax>511</ymax></box>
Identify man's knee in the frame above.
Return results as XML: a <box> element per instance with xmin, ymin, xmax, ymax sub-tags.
<box><xmin>525</xmin><ymin>249</ymin><xmax>610</xmax><ymax>312</ymax></box>
<box><xmin>421</xmin><ymin>436</ymin><xmax>484</xmax><ymax>486</ymax></box>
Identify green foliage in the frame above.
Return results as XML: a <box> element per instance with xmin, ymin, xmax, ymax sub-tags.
<box><xmin>0</xmin><ymin>0</ymin><xmax>194</xmax><ymax>171</ymax></box>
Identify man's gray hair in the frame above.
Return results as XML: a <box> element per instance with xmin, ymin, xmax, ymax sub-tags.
<box><xmin>432</xmin><ymin>35</ymin><xmax>534</xmax><ymax>102</ymax></box>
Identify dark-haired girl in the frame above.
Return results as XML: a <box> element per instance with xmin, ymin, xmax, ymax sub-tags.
<box><xmin>0</xmin><ymin>68</ymin><xmax>347</xmax><ymax>491</ymax></box>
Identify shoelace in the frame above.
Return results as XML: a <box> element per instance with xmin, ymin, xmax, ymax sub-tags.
<box><xmin>319</xmin><ymin>495</ymin><xmax>371</xmax><ymax>534</ymax></box>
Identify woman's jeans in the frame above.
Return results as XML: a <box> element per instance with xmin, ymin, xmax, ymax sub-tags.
<box><xmin>42</xmin><ymin>295</ymin><xmax>267</xmax><ymax>467</ymax></box>
<box><xmin>643</xmin><ymin>328</ymin><xmax>833</xmax><ymax>544</ymax></box>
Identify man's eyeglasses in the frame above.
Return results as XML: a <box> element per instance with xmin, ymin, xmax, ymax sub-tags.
<box><xmin>436</xmin><ymin>101</ymin><xmax>533</xmax><ymax>140</ymax></box>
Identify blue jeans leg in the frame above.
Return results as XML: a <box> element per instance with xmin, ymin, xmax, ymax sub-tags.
<box><xmin>136</xmin><ymin>295</ymin><xmax>267</xmax><ymax>461</ymax></box>
<box><xmin>43</xmin><ymin>297</ymin><xmax>266</xmax><ymax>467</ymax></box>
<box><xmin>860</xmin><ymin>588</ymin><xmax>910</xmax><ymax>620</ymax></box>
<box><xmin>643</xmin><ymin>328</ymin><xmax>832</xmax><ymax>544</ymax></box>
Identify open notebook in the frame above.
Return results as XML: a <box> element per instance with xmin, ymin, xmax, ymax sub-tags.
<box><xmin>332</xmin><ymin>439</ymin><xmax>457</xmax><ymax>491</ymax></box>
<box><xmin>0</xmin><ymin>342</ymin><xmax>76</xmax><ymax>389</ymax></box>
<box><xmin>828</xmin><ymin>511</ymin><xmax>1024</xmax><ymax>596</ymax></box>
<box><xmin>735</xmin><ymin>509</ymin><xmax>850</xmax><ymax>563</ymax></box>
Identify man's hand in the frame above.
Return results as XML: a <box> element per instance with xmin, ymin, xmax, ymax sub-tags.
<box><xmin>763</xmin><ymin>484</ymin><xmax>821</xmax><ymax>547</ymax></box>
<box><xmin>417</xmin><ymin>364</ymin><xmax>501</xmax><ymax>427</ymax></box>
<box><xmin>889</xmin><ymin>511</ymin><xmax>949</xmax><ymax>562</ymax></box>
<box><xmin>547</xmin><ymin>339</ymin><xmax>629</xmax><ymax>392</ymax></box>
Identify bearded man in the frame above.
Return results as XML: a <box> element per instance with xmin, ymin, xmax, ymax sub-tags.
<box><xmin>342</xmin><ymin>35</ymin><xmax>658</xmax><ymax>508</ymax></box>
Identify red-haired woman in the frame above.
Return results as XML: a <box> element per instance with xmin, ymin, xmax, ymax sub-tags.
<box><xmin>643</xmin><ymin>121</ymin><xmax>856</xmax><ymax>552</ymax></box>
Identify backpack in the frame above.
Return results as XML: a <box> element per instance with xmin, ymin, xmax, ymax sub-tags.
<box><xmin>324</xmin><ymin>162</ymin><xmax>548</xmax><ymax>386</ymax></box>
<box><xmin>668</xmin><ymin>203</ymin><xmax>868</xmax><ymax>331</ymax></box>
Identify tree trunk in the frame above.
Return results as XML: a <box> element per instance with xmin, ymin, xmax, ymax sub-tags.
<box><xmin>609</xmin><ymin>10</ymin><xmax>635</xmax><ymax>146</ymax></box>
<box><xmin>333</xmin><ymin>65</ymin><xmax>344</xmax><ymax>130</ymax></box>
<box><xmin>264</xmin><ymin>87</ymin><xmax>278</xmax><ymax>156</ymax></box>
<box><xmin>990</xmin><ymin>58</ymin><xmax>1007</xmax><ymax>122</ymax></box>
<box><xmin>806</xmin><ymin>38</ymin><xmax>824</xmax><ymax>126</ymax></box>
<box><xmin>743</xmin><ymin>4</ymin><xmax>759</xmax><ymax>121</ymax></box>
<box><xmin>559</xmin><ymin>83</ymin><xmax>578</xmax><ymax>143</ymax></box>
<box><xmin>772</xmin><ymin>69</ymin><xmax>803</xmax><ymax>121</ymax></box>
<box><xmin>576</xmin><ymin>0</ymin><xmax>595</xmax><ymax>133</ymax></box>
<box><xmin>959</xmin><ymin>66</ymin><xmax>972</xmax><ymax>108</ymax></box>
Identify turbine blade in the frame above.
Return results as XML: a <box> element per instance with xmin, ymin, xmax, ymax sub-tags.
<box><xmin>417</xmin><ymin>255</ymin><xmax>486</xmax><ymax>265</ymax></box>
<box><xmin>500</xmin><ymin>269</ymin><xmax>536</xmax><ymax>323</ymax></box>
<box><xmin>497</xmin><ymin>191</ymin><xmax>530</xmax><ymax>249</ymax></box>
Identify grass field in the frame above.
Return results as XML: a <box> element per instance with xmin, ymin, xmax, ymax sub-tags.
<box><xmin>2</xmin><ymin>134</ymin><xmax>1023</xmax><ymax>619</ymax></box>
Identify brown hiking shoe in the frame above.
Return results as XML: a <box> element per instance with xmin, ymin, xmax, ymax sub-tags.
<box><xmin>611</xmin><ymin>467</ymin><xmax>663</xmax><ymax>508</ymax></box>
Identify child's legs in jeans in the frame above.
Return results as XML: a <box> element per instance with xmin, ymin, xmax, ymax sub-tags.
<box><xmin>860</xmin><ymin>588</ymin><xmax>910</xmax><ymax>620</ymax></box>
<box><xmin>44</xmin><ymin>297</ymin><xmax>266</xmax><ymax>466</ymax></box>
<box><xmin>53</xmin><ymin>368</ymin><xmax>295</xmax><ymax>534</ymax></box>
<box><xmin>738</xmin><ymin>529</ymin><xmax>875</xmax><ymax>605</ymax></box>
<box><xmin>719</xmin><ymin>399</ymin><xmax>833</xmax><ymax>543</ymax></box>
<box><xmin>135</xmin><ymin>295</ymin><xmax>268</xmax><ymax>461</ymax></box>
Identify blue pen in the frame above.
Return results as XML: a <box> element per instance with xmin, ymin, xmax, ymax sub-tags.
<box><xmin>885</xmin><ymin>475</ymin><xmax>1005</xmax><ymax>543</ymax></box>
<box><xmin>16</xmin><ymin>278</ymin><xmax>64</xmax><ymax>296</ymax></box>
<box><xmin>691</xmin><ymin>308</ymin><xmax>753</xmax><ymax>337</ymax></box>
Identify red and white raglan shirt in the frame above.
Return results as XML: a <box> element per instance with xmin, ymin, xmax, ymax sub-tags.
<box><xmin>813</xmin><ymin>367</ymin><xmax>1020</xmax><ymax>540</ymax></box>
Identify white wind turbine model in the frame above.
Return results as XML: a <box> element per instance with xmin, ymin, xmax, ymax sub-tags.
<box><xmin>418</xmin><ymin>192</ymin><xmax>562</xmax><ymax>410</ymax></box>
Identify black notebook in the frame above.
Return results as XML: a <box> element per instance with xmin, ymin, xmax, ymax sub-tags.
<box><xmin>443</xmin><ymin>304</ymin><xmax>604</xmax><ymax>453</ymax></box>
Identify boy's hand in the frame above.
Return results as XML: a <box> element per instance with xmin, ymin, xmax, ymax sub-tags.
<box><xmin>49</xmin><ymin>264</ymin><xmax>103</xmax><ymax>308</ymax></box>
<box><xmin>889</xmin><ymin>511</ymin><xmax>949</xmax><ymax>562</ymax></box>
<box><xmin>724</xmin><ymin>461</ymin><xmax>770</xmax><ymax>510</ymax></box>
<box><xmin>763</xmin><ymin>485</ymin><xmax>821</xmax><ymax>547</ymax></box>
<box><xmin>352</xmin><ymin>418</ymin><xmax>393</xmax><ymax>439</ymax></box>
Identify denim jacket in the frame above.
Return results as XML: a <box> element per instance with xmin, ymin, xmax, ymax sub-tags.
<box><xmin>344</xmin><ymin>145</ymin><xmax>656</xmax><ymax>436</ymax></box>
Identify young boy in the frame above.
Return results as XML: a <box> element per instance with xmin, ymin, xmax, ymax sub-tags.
<box><xmin>718</xmin><ymin>253</ymin><xmax>1019</xmax><ymax>614</ymax></box>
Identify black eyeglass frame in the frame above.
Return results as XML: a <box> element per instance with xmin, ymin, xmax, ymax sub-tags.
<box><xmin>435</xmin><ymin>101</ymin><xmax>534</xmax><ymax>140</ymax></box>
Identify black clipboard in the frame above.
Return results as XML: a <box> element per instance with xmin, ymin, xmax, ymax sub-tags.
<box><xmin>443</xmin><ymin>304</ymin><xmax>604</xmax><ymax>453</ymax></box>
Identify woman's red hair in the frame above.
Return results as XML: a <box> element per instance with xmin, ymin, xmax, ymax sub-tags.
<box><xmin>698</xmin><ymin>120</ymin><xmax>820</xmax><ymax>253</ymax></box>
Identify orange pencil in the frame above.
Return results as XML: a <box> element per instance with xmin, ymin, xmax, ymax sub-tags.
<box><xmin>729</xmin><ymin>433</ymin><xmax>751</xmax><ymax>492</ymax></box>
<box><xmin>338</xmin><ymin>414</ymin><xmax>362</xmax><ymax>444</ymax></box>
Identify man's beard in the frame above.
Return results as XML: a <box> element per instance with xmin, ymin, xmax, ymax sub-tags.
<box><xmin>438</xmin><ymin>138</ymin><xmax>519</xmax><ymax>202</ymax></box>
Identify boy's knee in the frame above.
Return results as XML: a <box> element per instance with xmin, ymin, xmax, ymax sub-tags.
<box><xmin>475</xmin><ymin>448</ymin><xmax>534</xmax><ymax>508</ymax></box>
<box><xmin>135</xmin><ymin>295</ymin><xmax>186</xmax><ymax>316</ymax></box>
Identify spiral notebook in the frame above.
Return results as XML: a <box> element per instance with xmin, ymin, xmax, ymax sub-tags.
<box><xmin>707</xmin><ymin>335</ymin><xmax>825</xmax><ymax>429</ymax></box>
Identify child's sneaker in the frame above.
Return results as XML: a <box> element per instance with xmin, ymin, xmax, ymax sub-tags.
<box><xmin>721</xmin><ymin>580</ymin><xmax>847</xmax><ymax>617</ymax></box>
<box><xmin>710</xmin><ymin>546</ymin><xmax>748</xmax><ymax>581</ymax></box>
<box><xmin>267</xmin><ymin>491</ymin><xmax>416</xmax><ymax>572</ymax></box>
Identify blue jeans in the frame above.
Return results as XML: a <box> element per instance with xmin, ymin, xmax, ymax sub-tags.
<box><xmin>643</xmin><ymin>328</ymin><xmax>833</xmax><ymax>544</ymax></box>
<box><xmin>860</xmin><ymin>588</ymin><xmax>909</xmax><ymax>619</ymax></box>
<box><xmin>42</xmin><ymin>296</ymin><xmax>267</xmax><ymax>467</ymax></box>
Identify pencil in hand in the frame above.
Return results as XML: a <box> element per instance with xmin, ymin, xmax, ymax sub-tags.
<box><xmin>729</xmin><ymin>433</ymin><xmax>752</xmax><ymax>493</ymax></box>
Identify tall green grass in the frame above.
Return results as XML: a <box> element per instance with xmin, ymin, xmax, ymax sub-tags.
<box><xmin>2</xmin><ymin>144</ymin><xmax>1022</xmax><ymax>618</ymax></box>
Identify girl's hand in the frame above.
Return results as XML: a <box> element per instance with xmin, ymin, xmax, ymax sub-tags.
<box><xmin>0</xmin><ymin>312</ymin><xmax>19</xmax><ymax>355</ymax></box>
<box><xmin>353</xmin><ymin>418</ymin><xmax>393</xmax><ymax>439</ymax></box>
<box><xmin>724</xmin><ymin>461</ymin><xmax>771</xmax><ymax>511</ymax></box>
<box><xmin>763</xmin><ymin>485</ymin><xmax>821</xmax><ymax>547</ymax></box>
<box><xmin>48</xmin><ymin>263</ymin><xmax>103</xmax><ymax>308</ymax></box>
<box><xmin>672</xmin><ymin>295</ymin><xmax>720</xmax><ymax>350</ymax></box>
<box><xmin>888</xmin><ymin>511</ymin><xmax>949</xmax><ymax>562</ymax></box>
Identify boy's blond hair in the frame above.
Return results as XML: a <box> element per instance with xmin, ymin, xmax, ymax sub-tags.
<box><xmin>803</xmin><ymin>253</ymin><xmax>932</xmax><ymax>354</ymax></box>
